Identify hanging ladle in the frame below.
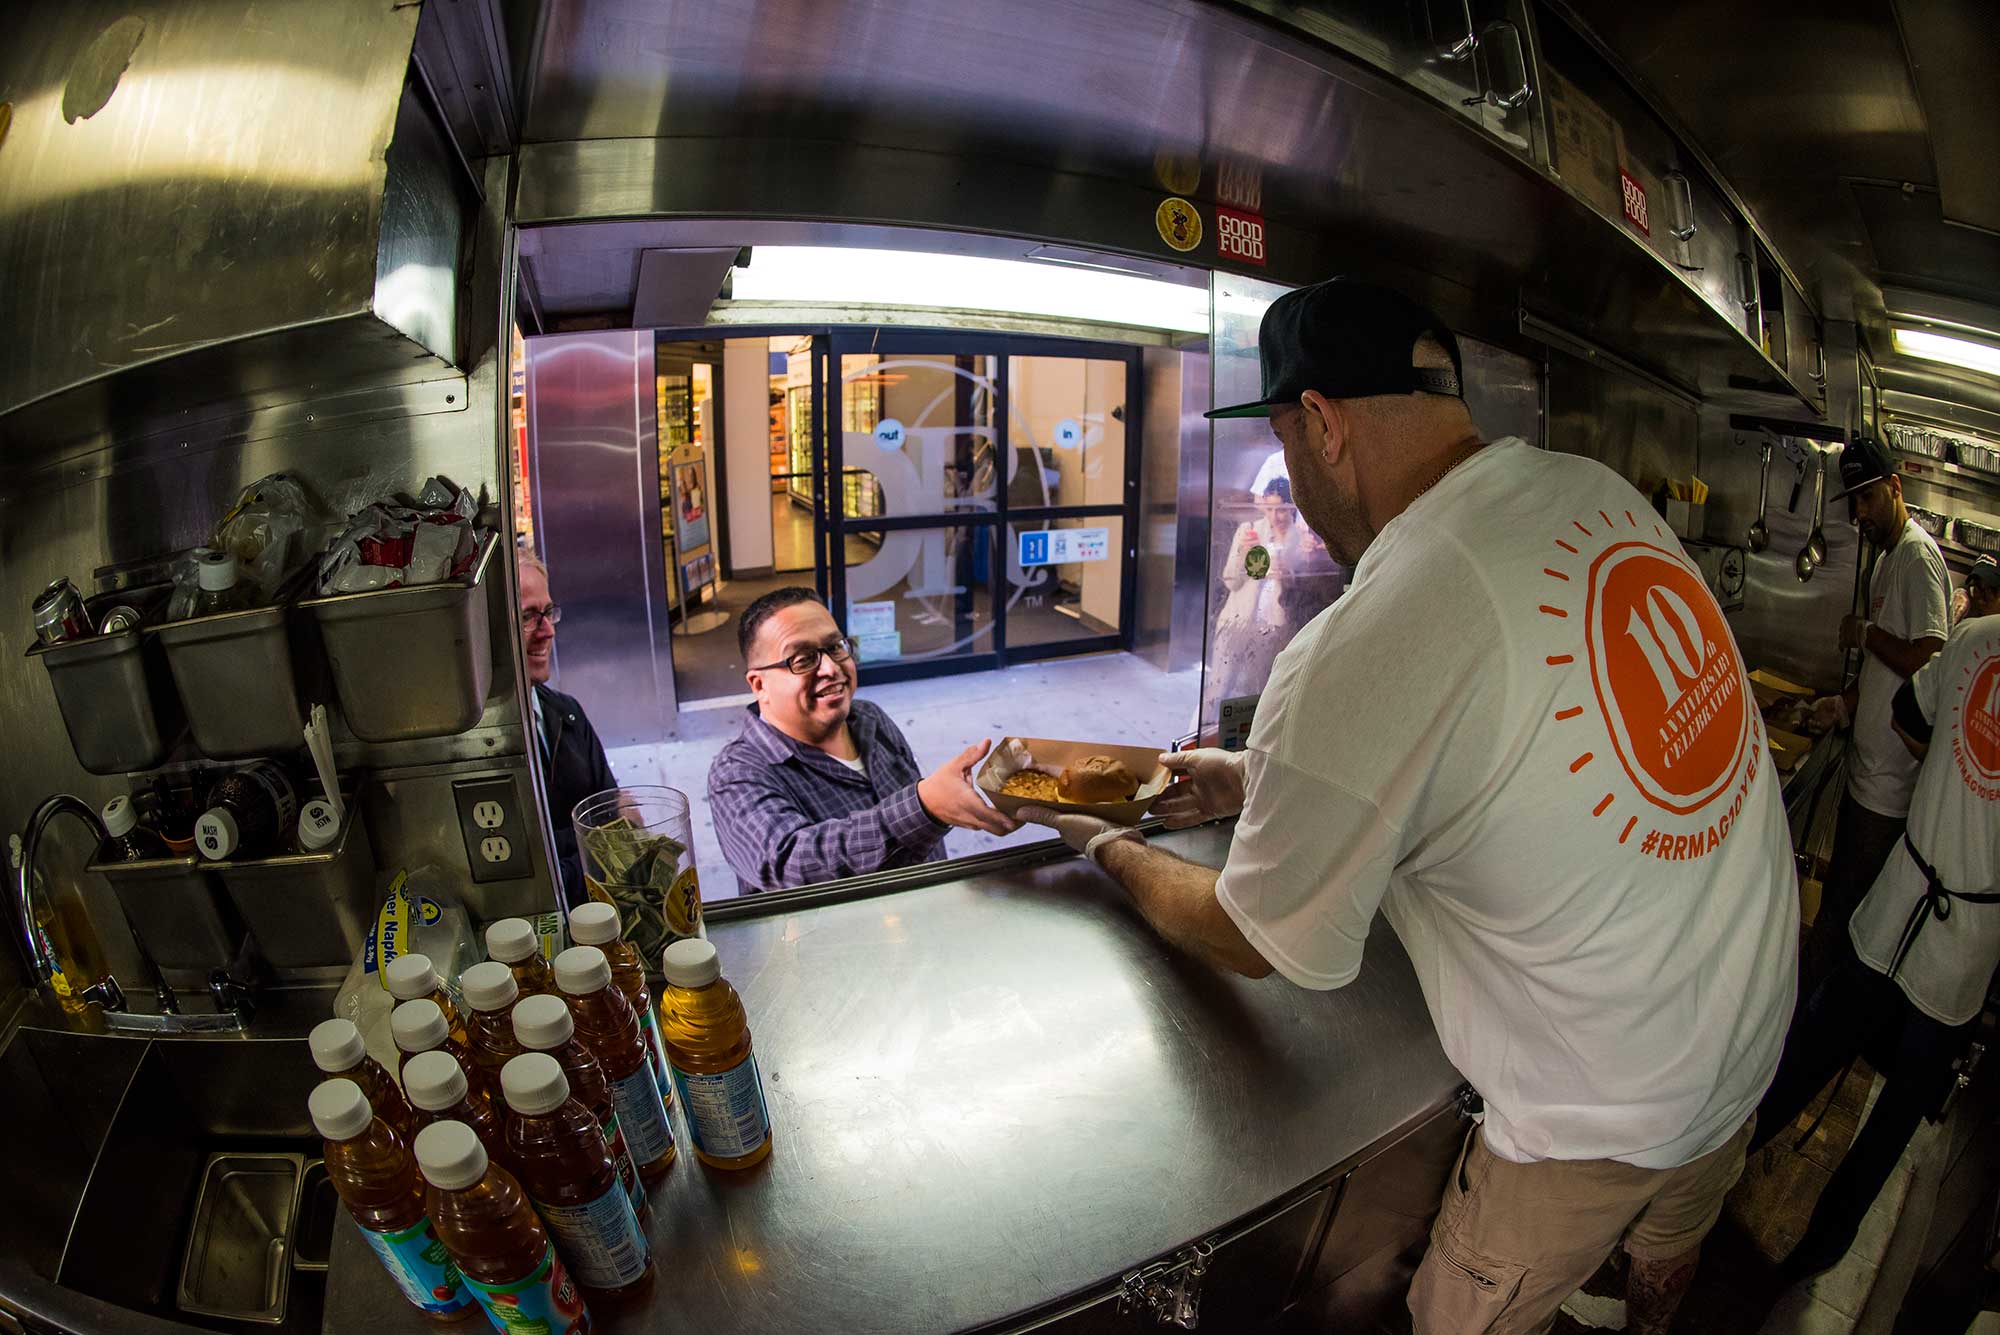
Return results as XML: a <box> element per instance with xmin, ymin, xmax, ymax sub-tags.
<box><xmin>1747</xmin><ymin>441</ymin><xmax>1772</xmax><ymax>553</ymax></box>
<box><xmin>1795</xmin><ymin>450</ymin><xmax>1828</xmax><ymax>581</ymax></box>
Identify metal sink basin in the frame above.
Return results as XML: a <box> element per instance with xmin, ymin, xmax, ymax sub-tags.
<box><xmin>0</xmin><ymin>1023</ymin><xmax>329</xmax><ymax>1333</ymax></box>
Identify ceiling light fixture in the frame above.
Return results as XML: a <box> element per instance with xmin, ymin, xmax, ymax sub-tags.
<box><xmin>1892</xmin><ymin>326</ymin><xmax>2000</xmax><ymax>378</ymax></box>
<box><xmin>725</xmin><ymin>247</ymin><xmax>1210</xmax><ymax>334</ymax></box>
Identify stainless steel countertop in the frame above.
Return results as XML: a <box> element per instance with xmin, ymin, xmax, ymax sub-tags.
<box><xmin>326</xmin><ymin>824</ymin><xmax>1464</xmax><ymax>1334</ymax></box>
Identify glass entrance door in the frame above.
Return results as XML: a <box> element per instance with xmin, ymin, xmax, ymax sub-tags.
<box><xmin>820</xmin><ymin>330</ymin><xmax>1140</xmax><ymax>684</ymax></box>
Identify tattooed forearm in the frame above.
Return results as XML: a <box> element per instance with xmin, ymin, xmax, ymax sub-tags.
<box><xmin>1626</xmin><ymin>1248</ymin><xmax>1701</xmax><ymax>1335</ymax></box>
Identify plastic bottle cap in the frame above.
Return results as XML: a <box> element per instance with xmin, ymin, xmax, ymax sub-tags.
<box><xmin>414</xmin><ymin>1120</ymin><xmax>488</xmax><ymax>1191</ymax></box>
<box><xmin>500</xmin><ymin>1052</ymin><xmax>570</xmax><ymax>1116</ymax></box>
<box><xmin>195</xmin><ymin>548</ymin><xmax>241</xmax><ymax>593</ymax></box>
<box><xmin>308</xmin><ymin>1018</ymin><xmax>366</xmax><ymax>1072</ymax></box>
<box><xmin>384</xmin><ymin>953</ymin><xmax>441</xmax><ymax>1003</ymax></box>
<box><xmin>485</xmin><ymin>918</ymin><xmax>538</xmax><ymax>964</ymax></box>
<box><xmin>510</xmin><ymin>993</ymin><xmax>575</xmax><ymax>1050</ymax></box>
<box><xmin>567</xmin><ymin>901</ymin><xmax>621</xmax><ymax>947</ymax></box>
<box><xmin>553</xmin><ymin>946</ymin><xmax>611</xmax><ymax>996</ymax></box>
<box><xmin>460</xmin><ymin>961</ymin><xmax>518</xmax><ymax>1013</ymax></box>
<box><xmin>308</xmin><ymin>1078</ymin><xmax>373</xmax><ymax>1141</ymax></box>
<box><xmin>662</xmin><ymin>938</ymin><xmax>722</xmax><ymax>989</ymax></box>
<box><xmin>195</xmin><ymin>808</ymin><xmax>240</xmax><ymax>860</ymax></box>
<box><xmin>297</xmin><ymin>799</ymin><xmax>341</xmax><ymax>852</ymax></box>
<box><xmin>402</xmin><ymin>1050</ymin><xmax>469</xmax><ymax>1112</ymax></box>
<box><xmin>100</xmin><ymin>795</ymin><xmax>138</xmax><ymax>838</ymax></box>
<box><xmin>391</xmin><ymin>999</ymin><xmax>450</xmax><ymax>1054</ymax></box>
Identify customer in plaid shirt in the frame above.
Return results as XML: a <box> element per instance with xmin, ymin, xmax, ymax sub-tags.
<box><xmin>708</xmin><ymin>587</ymin><xmax>1017</xmax><ymax>891</ymax></box>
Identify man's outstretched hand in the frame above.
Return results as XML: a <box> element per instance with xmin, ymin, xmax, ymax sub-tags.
<box><xmin>917</xmin><ymin>739</ymin><xmax>1019</xmax><ymax>835</ymax></box>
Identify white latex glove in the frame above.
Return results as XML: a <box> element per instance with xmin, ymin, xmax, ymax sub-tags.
<box><xmin>1153</xmin><ymin>748</ymin><xmax>1248</xmax><ymax>829</ymax></box>
<box><xmin>1811</xmin><ymin>695</ymin><xmax>1851</xmax><ymax>731</ymax></box>
<box><xmin>1017</xmin><ymin>805</ymin><xmax>1144</xmax><ymax>864</ymax></box>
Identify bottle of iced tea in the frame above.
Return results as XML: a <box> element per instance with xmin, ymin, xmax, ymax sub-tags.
<box><xmin>413</xmin><ymin>1120</ymin><xmax>591</xmax><ymax>1335</ymax></box>
<box><xmin>459</xmin><ymin>961</ymin><xmax>527</xmax><ymax>1090</ymax></box>
<box><xmin>309</xmin><ymin>1079</ymin><xmax>476</xmax><ymax>1323</ymax></box>
<box><xmin>554</xmin><ymin>946</ymin><xmax>676</xmax><ymax>1182</ymax></box>
<box><xmin>486</xmin><ymin>918</ymin><xmax>555</xmax><ymax>998</ymax></box>
<box><xmin>497</xmin><ymin>1054</ymin><xmax>654</xmax><ymax>1304</ymax></box>
<box><xmin>402</xmin><ymin>1051</ymin><xmax>510</xmax><ymax>1173</ymax></box>
<box><xmin>385</xmin><ymin>953</ymin><xmax>469</xmax><ymax>1046</ymax></box>
<box><xmin>658</xmin><ymin>939</ymin><xmax>773</xmax><ymax>1169</ymax></box>
<box><xmin>310</xmin><ymin>1017</ymin><xmax>419</xmax><ymax>1145</ymax></box>
<box><xmin>393</xmin><ymin>999</ymin><xmax>492</xmax><ymax>1102</ymax></box>
<box><xmin>511</xmin><ymin>993</ymin><xmax>646</xmax><ymax>1214</ymax></box>
<box><xmin>566</xmin><ymin>903</ymin><xmax>672</xmax><ymax>1098</ymax></box>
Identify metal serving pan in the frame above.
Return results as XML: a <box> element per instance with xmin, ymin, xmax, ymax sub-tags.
<box><xmin>299</xmin><ymin>532</ymin><xmax>497</xmax><ymax>742</ymax></box>
<box><xmin>177</xmin><ymin>1150</ymin><xmax>304</xmax><ymax>1325</ymax></box>
<box><xmin>155</xmin><ymin>601</ymin><xmax>305</xmax><ymax>759</ymax></box>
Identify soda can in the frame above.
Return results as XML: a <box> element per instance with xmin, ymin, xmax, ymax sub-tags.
<box><xmin>31</xmin><ymin>578</ymin><xmax>92</xmax><ymax>644</ymax></box>
<box><xmin>98</xmin><ymin>605</ymin><xmax>145</xmax><ymax>635</ymax></box>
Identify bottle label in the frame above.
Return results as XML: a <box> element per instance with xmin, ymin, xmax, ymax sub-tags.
<box><xmin>601</xmin><ymin>1111</ymin><xmax>643</xmax><ymax>1213</ymax></box>
<box><xmin>462</xmin><ymin>1244</ymin><xmax>590</xmax><ymax>1335</ymax></box>
<box><xmin>671</xmin><ymin>1053</ymin><xmax>771</xmax><ymax>1160</ymax></box>
<box><xmin>358</xmin><ymin>1217</ymin><xmax>474</xmax><ymax>1315</ymax></box>
<box><xmin>243</xmin><ymin>761</ymin><xmax>300</xmax><ymax>832</ymax></box>
<box><xmin>532</xmin><ymin>1182</ymin><xmax>650</xmax><ymax>1290</ymax></box>
<box><xmin>608</xmin><ymin>1063</ymin><xmax>676</xmax><ymax>1165</ymax></box>
<box><xmin>636</xmin><ymin>1008</ymin><xmax>673</xmax><ymax>1095</ymax></box>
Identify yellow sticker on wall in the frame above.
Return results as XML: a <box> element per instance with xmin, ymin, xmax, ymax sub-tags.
<box><xmin>1155</xmin><ymin>197</ymin><xmax>1203</xmax><ymax>253</ymax></box>
<box><xmin>1152</xmin><ymin>149</ymin><xmax>1201</xmax><ymax>196</ymax></box>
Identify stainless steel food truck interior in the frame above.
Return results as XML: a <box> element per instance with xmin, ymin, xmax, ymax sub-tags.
<box><xmin>5</xmin><ymin>0</ymin><xmax>2000</xmax><ymax>1331</ymax></box>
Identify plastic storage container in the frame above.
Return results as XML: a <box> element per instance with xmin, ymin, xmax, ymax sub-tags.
<box><xmin>300</xmin><ymin>533</ymin><xmax>497</xmax><ymax>742</ymax></box>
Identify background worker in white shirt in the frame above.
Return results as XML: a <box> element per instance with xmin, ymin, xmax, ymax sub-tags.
<box><xmin>1754</xmin><ymin>601</ymin><xmax>2000</xmax><ymax>1279</ymax></box>
<box><xmin>1804</xmin><ymin>437</ymin><xmax>1951</xmax><ymax>987</ymax></box>
<box><xmin>1021</xmin><ymin>278</ymin><xmax>1797</xmax><ymax>1335</ymax></box>
<box><xmin>1959</xmin><ymin>555</ymin><xmax>2000</xmax><ymax>626</ymax></box>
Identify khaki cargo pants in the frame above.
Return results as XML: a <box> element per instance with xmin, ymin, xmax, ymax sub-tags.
<box><xmin>1407</xmin><ymin>1114</ymin><xmax>1755</xmax><ymax>1335</ymax></box>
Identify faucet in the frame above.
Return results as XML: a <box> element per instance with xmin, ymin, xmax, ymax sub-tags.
<box><xmin>15</xmin><ymin>794</ymin><xmax>180</xmax><ymax>1020</ymax></box>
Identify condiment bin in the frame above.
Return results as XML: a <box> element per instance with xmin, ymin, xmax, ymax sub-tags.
<box><xmin>177</xmin><ymin>1150</ymin><xmax>304</xmax><ymax>1325</ymax></box>
<box><xmin>84</xmin><ymin>847</ymin><xmax>246</xmax><ymax>991</ymax></box>
<box><xmin>211</xmin><ymin>788</ymin><xmax>376</xmax><ymax>974</ymax></box>
<box><xmin>155</xmin><ymin>599</ymin><xmax>310</xmax><ymax>759</ymax></box>
<box><xmin>27</xmin><ymin>597</ymin><xmax>186</xmax><ymax>774</ymax></box>
<box><xmin>299</xmin><ymin>532</ymin><xmax>497</xmax><ymax>742</ymax></box>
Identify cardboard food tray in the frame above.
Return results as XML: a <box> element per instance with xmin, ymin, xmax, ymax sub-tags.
<box><xmin>978</xmin><ymin>737</ymin><xmax>1170</xmax><ymax>824</ymax></box>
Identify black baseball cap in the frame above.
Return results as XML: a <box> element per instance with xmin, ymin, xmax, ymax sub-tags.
<box><xmin>1205</xmin><ymin>278</ymin><xmax>1464</xmax><ymax>420</ymax></box>
<box><xmin>1830</xmin><ymin>434</ymin><xmax>1896</xmax><ymax>506</ymax></box>
<box><xmin>1968</xmin><ymin>556</ymin><xmax>2000</xmax><ymax>592</ymax></box>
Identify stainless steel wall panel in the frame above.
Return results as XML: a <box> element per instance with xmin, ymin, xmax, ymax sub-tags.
<box><xmin>1172</xmin><ymin>347</ymin><xmax>1215</xmax><ymax>683</ymax></box>
<box><xmin>1699</xmin><ymin>417</ymin><xmax>1856</xmax><ymax>694</ymax></box>
<box><xmin>0</xmin><ymin>157</ymin><xmax>553</xmax><ymax>1000</ymax></box>
<box><xmin>523</xmin><ymin>329</ymin><xmax>678</xmax><ymax>747</ymax></box>
<box><xmin>1134</xmin><ymin>346</ymin><xmax>1185</xmax><ymax>671</ymax></box>
<box><xmin>0</xmin><ymin>1</ymin><xmax>459</xmax><ymax>426</ymax></box>
<box><xmin>1545</xmin><ymin>348</ymin><xmax>1696</xmax><ymax>495</ymax></box>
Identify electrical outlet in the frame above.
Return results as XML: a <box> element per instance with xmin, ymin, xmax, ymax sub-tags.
<box><xmin>453</xmin><ymin>775</ymin><xmax>532</xmax><ymax>882</ymax></box>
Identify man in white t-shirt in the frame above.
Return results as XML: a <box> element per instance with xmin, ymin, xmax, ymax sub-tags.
<box><xmin>1019</xmin><ymin>279</ymin><xmax>1797</xmax><ymax>1334</ymax></box>
<box><xmin>1804</xmin><ymin>437</ymin><xmax>1951</xmax><ymax>986</ymax></box>
<box><xmin>1754</xmin><ymin>605</ymin><xmax>2000</xmax><ymax>1277</ymax></box>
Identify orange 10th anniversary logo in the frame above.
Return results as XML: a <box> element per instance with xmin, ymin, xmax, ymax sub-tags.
<box><xmin>1539</xmin><ymin>509</ymin><xmax>1760</xmax><ymax>861</ymax></box>
<box><xmin>1953</xmin><ymin>650</ymin><xmax>2000</xmax><ymax>801</ymax></box>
